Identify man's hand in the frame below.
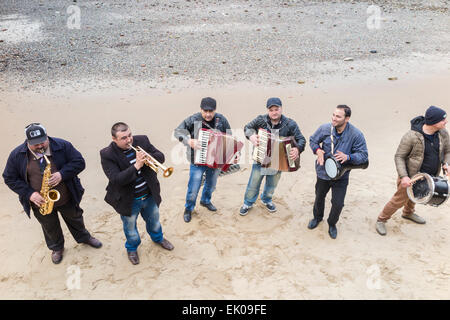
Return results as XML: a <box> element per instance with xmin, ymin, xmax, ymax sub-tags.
<box><xmin>188</xmin><ymin>139</ymin><xmax>201</xmax><ymax>150</ymax></box>
<box><xmin>443</xmin><ymin>163</ymin><xmax>450</xmax><ymax>178</ymax></box>
<box><xmin>233</xmin><ymin>152</ymin><xmax>241</xmax><ymax>164</ymax></box>
<box><xmin>249</xmin><ymin>134</ymin><xmax>259</xmax><ymax>147</ymax></box>
<box><xmin>316</xmin><ymin>149</ymin><xmax>325</xmax><ymax>166</ymax></box>
<box><xmin>400</xmin><ymin>176</ymin><xmax>412</xmax><ymax>188</ymax></box>
<box><xmin>30</xmin><ymin>192</ymin><xmax>45</xmax><ymax>207</ymax></box>
<box><xmin>48</xmin><ymin>172</ymin><xmax>62</xmax><ymax>187</ymax></box>
<box><xmin>334</xmin><ymin>151</ymin><xmax>349</xmax><ymax>164</ymax></box>
<box><xmin>134</xmin><ymin>151</ymin><xmax>146</xmax><ymax>170</ymax></box>
<box><xmin>289</xmin><ymin>147</ymin><xmax>299</xmax><ymax>161</ymax></box>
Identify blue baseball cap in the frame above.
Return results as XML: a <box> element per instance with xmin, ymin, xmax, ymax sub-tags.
<box><xmin>266</xmin><ymin>97</ymin><xmax>282</xmax><ymax>108</ymax></box>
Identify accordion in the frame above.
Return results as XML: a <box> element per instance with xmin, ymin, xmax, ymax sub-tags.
<box><xmin>194</xmin><ymin>128</ymin><xmax>244</xmax><ymax>171</ymax></box>
<box><xmin>252</xmin><ymin>128</ymin><xmax>300</xmax><ymax>172</ymax></box>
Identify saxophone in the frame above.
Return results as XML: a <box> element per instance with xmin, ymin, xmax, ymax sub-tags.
<box><xmin>39</xmin><ymin>155</ymin><xmax>61</xmax><ymax>215</ymax></box>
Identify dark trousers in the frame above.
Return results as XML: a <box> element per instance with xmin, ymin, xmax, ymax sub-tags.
<box><xmin>32</xmin><ymin>200</ymin><xmax>91</xmax><ymax>251</ymax></box>
<box><xmin>313</xmin><ymin>177</ymin><xmax>349</xmax><ymax>226</ymax></box>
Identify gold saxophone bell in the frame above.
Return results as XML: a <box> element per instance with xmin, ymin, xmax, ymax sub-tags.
<box><xmin>131</xmin><ymin>146</ymin><xmax>174</xmax><ymax>178</ymax></box>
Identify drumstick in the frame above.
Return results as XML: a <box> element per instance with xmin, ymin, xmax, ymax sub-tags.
<box><xmin>410</xmin><ymin>175</ymin><xmax>424</xmax><ymax>184</ymax></box>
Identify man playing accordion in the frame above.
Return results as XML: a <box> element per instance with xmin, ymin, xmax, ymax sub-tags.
<box><xmin>239</xmin><ymin>97</ymin><xmax>306</xmax><ymax>216</ymax></box>
<box><xmin>174</xmin><ymin>97</ymin><xmax>235</xmax><ymax>223</ymax></box>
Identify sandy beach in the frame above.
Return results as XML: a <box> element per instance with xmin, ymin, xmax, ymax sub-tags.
<box><xmin>0</xmin><ymin>0</ymin><xmax>449</xmax><ymax>300</ymax></box>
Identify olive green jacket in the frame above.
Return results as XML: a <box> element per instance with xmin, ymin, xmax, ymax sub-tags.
<box><xmin>394</xmin><ymin>116</ymin><xmax>450</xmax><ymax>178</ymax></box>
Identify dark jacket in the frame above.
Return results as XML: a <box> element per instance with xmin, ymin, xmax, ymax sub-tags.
<box><xmin>174</xmin><ymin>112</ymin><xmax>231</xmax><ymax>163</ymax></box>
<box><xmin>2</xmin><ymin>137</ymin><xmax>86</xmax><ymax>218</ymax></box>
<box><xmin>244</xmin><ymin>114</ymin><xmax>306</xmax><ymax>152</ymax></box>
<box><xmin>100</xmin><ymin>135</ymin><xmax>164</xmax><ymax>216</ymax></box>
<box><xmin>394</xmin><ymin>116</ymin><xmax>450</xmax><ymax>178</ymax></box>
<box><xmin>309</xmin><ymin>122</ymin><xmax>369</xmax><ymax>180</ymax></box>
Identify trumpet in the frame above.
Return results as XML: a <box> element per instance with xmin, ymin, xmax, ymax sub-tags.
<box><xmin>130</xmin><ymin>145</ymin><xmax>173</xmax><ymax>178</ymax></box>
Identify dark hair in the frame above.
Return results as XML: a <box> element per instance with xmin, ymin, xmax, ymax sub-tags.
<box><xmin>337</xmin><ymin>105</ymin><xmax>351</xmax><ymax>118</ymax></box>
<box><xmin>111</xmin><ymin>122</ymin><xmax>129</xmax><ymax>137</ymax></box>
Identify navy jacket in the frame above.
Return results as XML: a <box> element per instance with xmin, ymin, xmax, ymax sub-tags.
<box><xmin>100</xmin><ymin>135</ymin><xmax>164</xmax><ymax>216</ymax></box>
<box><xmin>309</xmin><ymin>122</ymin><xmax>369</xmax><ymax>180</ymax></box>
<box><xmin>2</xmin><ymin>137</ymin><xmax>86</xmax><ymax>218</ymax></box>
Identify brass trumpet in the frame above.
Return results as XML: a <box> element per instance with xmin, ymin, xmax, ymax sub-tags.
<box><xmin>130</xmin><ymin>145</ymin><xmax>173</xmax><ymax>178</ymax></box>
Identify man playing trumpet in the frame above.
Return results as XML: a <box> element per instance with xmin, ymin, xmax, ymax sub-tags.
<box><xmin>100</xmin><ymin>122</ymin><xmax>174</xmax><ymax>265</ymax></box>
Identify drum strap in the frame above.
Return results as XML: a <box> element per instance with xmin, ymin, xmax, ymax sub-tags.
<box><xmin>330</xmin><ymin>125</ymin><xmax>334</xmax><ymax>155</ymax></box>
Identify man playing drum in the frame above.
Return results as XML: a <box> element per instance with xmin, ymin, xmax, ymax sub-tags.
<box><xmin>376</xmin><ymin>106</ymin><xmax>450</xmax><ymax>236</ymax></box>
<box><xmin>308</xmin><ymin>105</ymin><xmax>368</xmax><ymax>239</ymax></box>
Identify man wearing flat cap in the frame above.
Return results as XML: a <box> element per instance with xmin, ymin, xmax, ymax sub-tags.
<box><xmin>376</xmin><ymin>106</ymin><xmax>450</xmax><ymax>236</ymax></box>
<box><xmin>239</xmin><ymin>97</ymin><xmax>306</xmax><ymax>216</ymax></box>
<box><xmin>174</xmin><ymin>97</ymin><xmax>233</xmax><ymax>223</ymax></box>
<box><xmin>2</xmin><ymin>123</ymin><xmax>102</xmax><ymax>264</ymax></box>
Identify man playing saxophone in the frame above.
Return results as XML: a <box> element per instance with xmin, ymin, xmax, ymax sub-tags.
<box><xmin>2</xmin><ymin>123</ymin><xmax>102</xmax><ymax>264</ymax></box>
<box><xmin>100</xmin><ymin>122</ymin><xmax>174</xmax><ymax>265</ymax></box>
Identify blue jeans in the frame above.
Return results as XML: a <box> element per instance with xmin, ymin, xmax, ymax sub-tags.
<box><xmin>185</xmin><ymin>164</ymin><xmax>220</xmax><ymax>212</ymax></box>
<box><xmin>244</xmin><ymin>163</ymin><xmax>282</xmax><ymax>206</ymax></box>
<box><xmin>120</xmin><ymin>196</ymin><xmax>163</xmax><ymax>252</ymax></box>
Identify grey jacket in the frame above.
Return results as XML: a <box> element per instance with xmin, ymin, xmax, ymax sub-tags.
<box><xmin>244</xmin><ymin>114</ymin><xmax>306</xmax><ymax>153</ymax></box>
<box><xmin>174</xmin><ymin>112</ymin><xmax>232</xmax><ymax>163</ymax></box>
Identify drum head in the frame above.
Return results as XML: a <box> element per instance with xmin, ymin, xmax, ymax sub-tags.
<box><xmin>407</xmin><ymin>173</ymin><xmax>435</xmax><ymax>204</ymax></box>
<box><xmin>325</xmin><ymin>158</ymin><xmax>338</xmax><ymax>179</ymax></box>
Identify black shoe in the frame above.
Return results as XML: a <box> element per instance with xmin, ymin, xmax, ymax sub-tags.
<box><xmin>83</xmin><ymin>236</ymin><xmax>102</xmax><ymax>248</ymax></box>
<box><xmin>184</xmin><ymin>209</ymin><xmax>192</xmax><ymax>223</ymax></box>
<box><xmin>328</xmin><ymin>225</ymin><xmax>338</xmax><ymax>239</ymax></box>
<box><xmin>200</xmin><ymin>201</ymin><xmax>217</xmax><ymax>211</ymax></box>
<box><xmin>307</xmin><ymin>218</ymin><xmax>322</xmax><ymax>230</ymax></box>
<box><xmin>51</xmin><ymin>249</ymin><xmax>64</xmax><ymax>264</ymax></box>
<box><xmin>127</xmin><ymin>251</ymin><xmax>139</xmax><ymax>265</ymax></box>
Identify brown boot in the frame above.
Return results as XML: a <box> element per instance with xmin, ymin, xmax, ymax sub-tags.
<box><xmin>158</xmin><ymin>238</ymin><xmax>174</xmax><ymax>251</ymax></box>
<box><xmin>127</xmin><ymin>251</ymin><xmax>139</xmax><ymax>265</ymax></box>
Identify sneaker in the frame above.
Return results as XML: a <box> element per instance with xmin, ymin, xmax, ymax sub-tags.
<box><xmin>375</xmin><ymin>221</ymin><xmax>387</xmax><ymax>236</ymax></box>
<box><xmin>263</xmin><ymin>201</ymin><xmax>277</xmax><ymax>213</ymax></box>
<box><xmin>402</xmin><ymin>213</ymin><xmax>426</xmax><ymax>224</ymax></box>
<box><xmin>239</xmin><ymin>204</ymin><xmax>252</xmax><ymax>216</ymax></box>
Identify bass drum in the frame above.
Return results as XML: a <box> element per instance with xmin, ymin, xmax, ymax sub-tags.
<box><xmin>407</xmin><ymin>173</ymin><xmax>449</xmax><ymax>207</ymax></box>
